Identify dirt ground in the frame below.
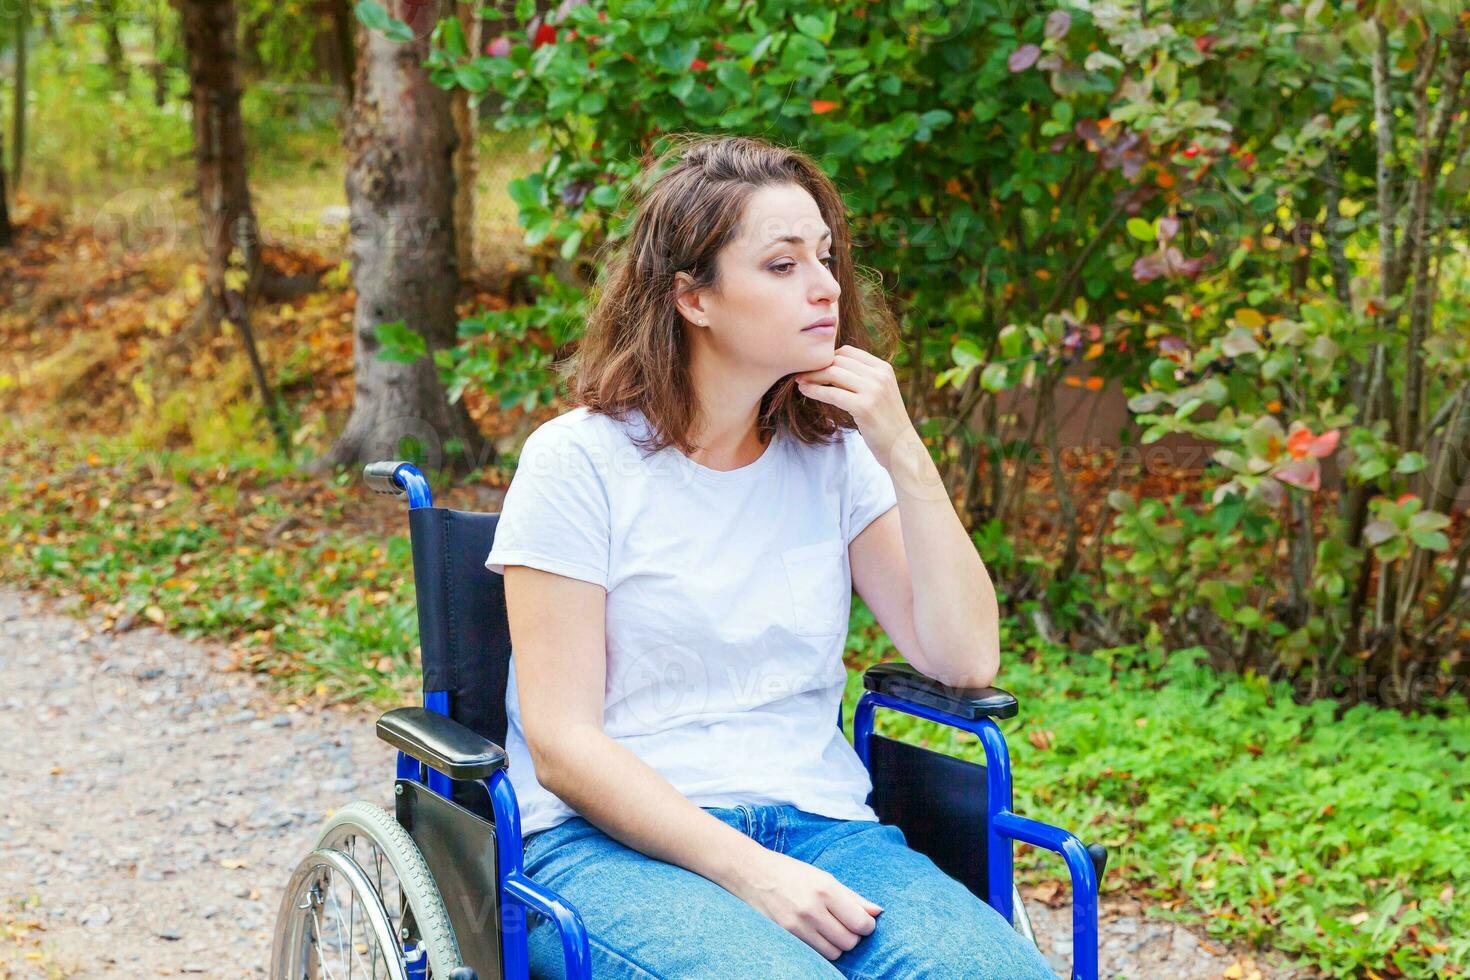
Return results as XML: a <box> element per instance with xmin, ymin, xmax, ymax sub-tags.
<box><xmin>0</xmin><ymin>587</ymin><xmax>1299</xmax><ymax>978</ymax></box>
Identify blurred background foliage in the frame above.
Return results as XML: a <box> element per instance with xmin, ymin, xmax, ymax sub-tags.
<box><xmin>3</xmin><ymin>0</ymin><xmax>1469</xmax><ymax>973</ymax></box>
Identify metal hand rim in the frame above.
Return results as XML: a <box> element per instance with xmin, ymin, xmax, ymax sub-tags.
<box><xmin>269</xmin><ymin>846</ymin><xmax>410</xmax><ymax>980</ymax></box>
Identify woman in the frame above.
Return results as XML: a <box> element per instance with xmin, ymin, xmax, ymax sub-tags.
<box><xmin>485</xmin><ymin>133</ymin><xmax>1054</xmax><ymax>979</ymax></box>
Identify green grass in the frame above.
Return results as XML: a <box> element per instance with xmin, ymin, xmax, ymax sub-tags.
<box><xmin>843</xmin><ymin>605</ymin><xmax>1469</xmax><ymax>977</ymax></box>
<box><xmin>4</xmin><ymin>426</ymin><xmax>1467</xmax><ymax>976</ymax></box>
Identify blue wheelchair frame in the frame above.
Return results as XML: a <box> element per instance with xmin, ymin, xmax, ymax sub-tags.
<box><xmin>369</xmin><ymin>461</ymin><xmax>1102</xmax><ymax>980</ymax></box>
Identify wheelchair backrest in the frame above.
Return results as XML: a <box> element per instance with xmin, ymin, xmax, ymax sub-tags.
<box><xmin>407</xmin><ymin>507</ymin><xmax>514</xmax><ymax>752</ymax></box>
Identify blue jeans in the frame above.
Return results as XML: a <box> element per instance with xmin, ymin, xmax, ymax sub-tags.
<box><xmin>520</xmin><ymin>803</ymin><xmax>1056</xmax><ymax>979</ymax></box>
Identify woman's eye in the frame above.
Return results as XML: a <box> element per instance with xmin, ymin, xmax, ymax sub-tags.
<box><xmin>772</xmin><ymin>256</ymin><xmax>836</xmax><ymax>275</ymax></box>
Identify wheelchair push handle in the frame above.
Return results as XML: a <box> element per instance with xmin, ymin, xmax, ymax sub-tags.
<box><xmin>364</xmin><ymin>460</ymin><xmax>412</xmax><ymax>495</ymax></box>
<box><xmin>363</xmin><ymin>460</ymin><xmax>434</xmax><ymax>509</ymax></box>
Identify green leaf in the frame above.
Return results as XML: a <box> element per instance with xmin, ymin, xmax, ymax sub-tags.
<box><xmin>560</xmin><ymin>228</ymin><xmax>585</xmax><ymax>261</ymax></box>
<box><xmin>354</xmin><ymin>0</ymin><xmax>414</xmax><ymax>42</ymax></box>
<box><xmin>374</xmin><ymin>320</ymin><xmax>428</xmax><ymax>364</ymax></box>
<box><xmin>1394</xmin><ymin>452</ymin><xmax>1427</xmax><ymax>475</ymax></box>
<box><xmin>793</xmin><ymin>12</ymin><xmax>828</xmax><ymax>40</ymax></box>
<box><xmin>980</xmin><ymin>362</ymin><xmax>1010</xmax><ymax>392</ymax></box>
<box><xmin>1409</xmin><ymin>529</ymin><xmax>1449</xmax><ymax>552</ymax></box>
<box><xmin>454</xmin><ymin>62</ymin><xmax>489</xmax><ymax>92</ymax></box>
<box><xmin>638</xmin><ymin>21</ymin><xmax>671</xmax><ymax>45</ymax></box>
<box><xmin>523</xmin><ymin>213</ymin><xmax>554</xmax><ymax>247</ymax></box>
<box><xmin>1233</xmin><ymin>606</ymin><xmax>1264</xmax><ymax>628</ymax></box>
<box><xmin>951</xmin><ymin>339</ymin><xmax>983</xmax><ymax>368</ymax></box>
<box><xmin>440</xmin><ymin>15</ymin><xmax>467</xmax><ymax>58</ymax></box>
<box><xmin>1127</xmin><ymin>217</ymin><xmax>1155</xmax><ymax>242</ymax></box>
<box><xmin>654</xmin><ymin>39</ymin><xmax>701</xmax><ymax>73</ymax></box>
<box><xmin>998</xmin><ymin>324</ymin><xmax>1023</xmax><ymax>359</ymax></box>
<box><xmin>587</xmin><ymin>184</ymin><xmax>621</xmax><ymax>209</ymax></box>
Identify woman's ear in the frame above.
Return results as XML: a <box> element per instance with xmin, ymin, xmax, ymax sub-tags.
<box><xmin>672</xmin><ymin>271</ymin><xmax>707</xmax><ymax>327</ymax></box>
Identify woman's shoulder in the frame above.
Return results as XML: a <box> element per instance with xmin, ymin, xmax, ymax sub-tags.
<box><xmin>522</xmin><ymin>406</ymin><xmax>648</xmax><ymax>474</ymax></box>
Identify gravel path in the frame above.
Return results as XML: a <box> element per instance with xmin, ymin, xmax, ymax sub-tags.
<box><xmin>0</xmin><ymin>587</ymin><xmax>1299</xmax><ymax>978</ymax></box>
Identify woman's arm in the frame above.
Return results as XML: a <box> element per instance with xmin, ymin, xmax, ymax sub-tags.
<box><xmin>506</xmin><ymin>566</ymin><xmax>754</xmax><ymax>883</ymax></box>
<box><xmin>504</xmin><ymin>565</ymin><xmax>882</xmax><ymax>959</ymax></box>
<box><xmin>796</xmin><ymin>346</ymin><xmax>1001</xmax><ymax>689</ymax></box>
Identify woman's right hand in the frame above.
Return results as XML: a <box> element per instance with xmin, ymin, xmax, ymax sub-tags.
<box><xmin>725</xmin><ymin>848</ymin><xmax>883</xmax><ymax>960</ymax></box>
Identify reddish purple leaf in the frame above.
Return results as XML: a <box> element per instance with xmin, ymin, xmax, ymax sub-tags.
<box><xmin>1132</xmin><ymin>252</ymin><xmax>1168</xmax><ymax>283</ymax></box>
<box><xmin>1008</xmin><ymin>44</ymin><xmax>1041</xmax><ymax>73</ymax></box>
<box><xmin>1273</xmin><ymin>459</ymin><xmax>1321</xmax><ymax>492</ymax></box>
<box><xmin>1045</xmin><ymin>11</ymin><xmax>1072</xmax><ymax>39</ymax></box>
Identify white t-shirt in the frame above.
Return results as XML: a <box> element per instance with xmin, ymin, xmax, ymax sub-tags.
<box><xmin>484</xmin><ymin>405</ymin><xmax>898</xmax><ymax>836</ymax></box>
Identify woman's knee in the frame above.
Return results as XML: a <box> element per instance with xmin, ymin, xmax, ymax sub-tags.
<box><xmin>846</xmin><ymin>899</ymin><xmax>1056</xmax><ymax>980</ymax></box>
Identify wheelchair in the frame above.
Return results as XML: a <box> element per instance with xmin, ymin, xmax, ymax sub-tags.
<box><xmin>268</xmin><ymin>459</ymin><xmax>1108</xmax><ymax>980</ymax></box>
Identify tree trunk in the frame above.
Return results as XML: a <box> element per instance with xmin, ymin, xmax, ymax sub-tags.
<box><xmin>313</xmin><ymin>0</ymin><xmax>488</xmax><ymax>478</ymax></box>
<box><xmin>98</xmin><ymin>0</ymin><xmax>130</xmax><ymax>89</ymax></box>
<box><xmin>451</xmin><ymin>2</ymin><xmax>482</xmax><ymax>277</ymax></box>
<box><xmin>328</xmin><ymin>0</ymin><xmax>356</xmax><ymax>100</ymax></box>
<box><xmin>0</xmin><ymin>134</ymin><xmax>12</xmax><ymax>248</ymax></box>
<box><xmin>151</xmin><ymin>0</ymin><xmax>169</xmax><ymax>107</ymax></box>
<box><xmin>11</xmin><ymin>0</ymin><xmax>28</xmax><ymax>195</ymax></box>
<box><xmin>173</xmin><ymin>0</ymin><xmax>292</xmax><ymax>459</ymax></box>
<box><xmin>173</xmin><ymin>0</ymin><xmax>263</xmax><ymax>311</ymax></box>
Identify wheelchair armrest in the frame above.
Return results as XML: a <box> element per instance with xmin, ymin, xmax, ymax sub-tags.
<box><xmin>376</xmin><ymin>706</ymin><xmax>508</xmax><ymax>781</ymax></box>
<box><xmin>991</xmin><ymin>812</ymin><xmax>1104</xmax><ymax>980</ymax></box>
<box><xmin>502</xmin><ymin>871</ymin><xmax>592</xmax><ymax>979</ymax></box>
<box><xmin>862</xmin><ymin>662</ymin><xmax>1019</xmax><ymax>721</ymax></box>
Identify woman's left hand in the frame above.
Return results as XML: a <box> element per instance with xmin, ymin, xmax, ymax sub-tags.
<box><xmin>794</xmin><ymin>346</ymin><xmax>917</xmax><ymax>472</ymax></box>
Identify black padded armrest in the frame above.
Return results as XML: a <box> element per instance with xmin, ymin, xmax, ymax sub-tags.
<box><xmin>862</xmin><ymin>662</ymin><xmax>1019</xmax><ymax>721</ymax></box>
<box><xmin>377</xmin><ymin>706</ymin><xmax>509</xmax><ymax>781</ymax></box>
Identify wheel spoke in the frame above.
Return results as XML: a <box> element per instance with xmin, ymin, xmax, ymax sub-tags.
<box><xmin>271</xmin><ymin>805</ymin><xmax>454</xmax><ymax>980</ymax></box>
<box><xmin>309</xmin><ymin>900</ymin><xmax>342</xmax><ymax>980</ymax></box>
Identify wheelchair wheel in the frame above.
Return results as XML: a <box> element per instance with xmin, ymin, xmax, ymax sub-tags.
<box><xmin>270</xmin><ymin>800</ymin><xmax>462</xmax><ymax>978</ymax></box>
<box><xmin>1011</xmin><ymin>883</ymin><xmax>1037</xmax><ymax>944</ymax></box>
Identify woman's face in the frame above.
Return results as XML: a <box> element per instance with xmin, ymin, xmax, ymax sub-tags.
<box><xmin>675</xmin><ymin>182</ymin><xmax>842</xmax><ymax>378</ymax></box>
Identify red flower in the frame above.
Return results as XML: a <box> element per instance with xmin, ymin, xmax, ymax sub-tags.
<box><xmin>690</xmin><ymin>58</ymin><xmax>708</xmax><ymax>71</ymax></box>
<box><xmin>1183</xmin><ymin>144</ymin><xmax>1200</xmax><ymax>158</ymax></box>
<box><xmin>531</xmin><ymin>22</ymin><xmax>557</xmax><ymax>48</ymax></box>
<box><xmin>1287</xmin><ymin>426</ymin><xmax>1341</xmax><ymax>460</ymax></box>
<box><xmin>1194</xmin><ymin>34</ymin><xmax>1217</xmax><ymax>53</ymax></box>
<box><xmin>810</xmin><ymin>99</ymin><xmax>840</xmax><ymax>115</ymax></box>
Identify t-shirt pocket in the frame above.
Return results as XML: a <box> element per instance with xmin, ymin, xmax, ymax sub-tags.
<box><xmin>780</xmin><ymin>537</ymin><xmax>848</xmax><ymax>637</ymax></box>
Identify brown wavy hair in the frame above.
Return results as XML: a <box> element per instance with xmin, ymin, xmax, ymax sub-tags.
<box><xmin>561</xmin><ymin>132</ymin><xmax>901</xmax><ymax>457</ymax></box>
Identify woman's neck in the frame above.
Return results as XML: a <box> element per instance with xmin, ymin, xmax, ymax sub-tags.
<box><xmin>686</xmin><ymin>343</ymin><xmax>775</xmax><ymax>469</ymax></box>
